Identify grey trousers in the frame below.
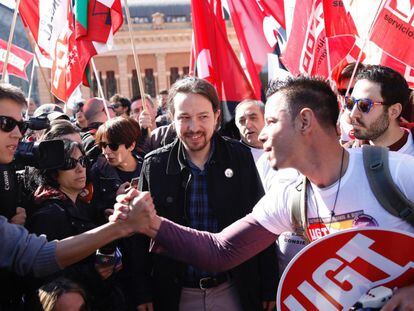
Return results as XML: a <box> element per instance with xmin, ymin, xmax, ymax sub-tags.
<box><xmin>179</xmin><ymin>281</ymin><xmax>243</xmax><ymax>311</ymax></box>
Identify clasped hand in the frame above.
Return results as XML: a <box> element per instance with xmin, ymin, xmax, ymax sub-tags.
<box><xmin>109</xmin><ymin>188</ymin><xmax>156</xmax><ymax>235</ymax></box>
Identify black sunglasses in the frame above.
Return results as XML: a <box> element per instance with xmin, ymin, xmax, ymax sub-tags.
<box><xmin>62</xmin><ymin>156</ymin><xmax>88</xmax><ymax>170</ymax></box>
<box><xmin>99</xmin><ymin>142</ymin><xmax>120</xmax><ymax>151</ymax></box>
<box><xmin>111</xmin><ymin>103</ymin><xmax>121</xmax><ymax>109</ymax></box>
<box><xmin>0</xmin><ymin>115</ymin><xmax>29</xmax><ymax>135</ymax></box>
<box><xmin>338</xmin><ymin>88</ymin><xmax>353</xmax><ymax>97</ymax></box>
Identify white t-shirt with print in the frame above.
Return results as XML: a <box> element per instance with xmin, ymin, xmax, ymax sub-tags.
<box><xmin>252</xmin><ymin>148</ymin><xmax>414</xmax><ymax>240</ymax></box>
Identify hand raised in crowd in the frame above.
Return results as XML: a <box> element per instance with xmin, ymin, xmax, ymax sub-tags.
<box><xmin>10</xmin><ymin>207</ymin><xmax>26</xmax><ymax>225</ymax></box>
<box><xmin>137</xmin><ymin>302</ymin><xmax>154</xmax><ymax>311</ymax></box>
<box><xmin>381</xmin><ymin>285</ymin><xmax>414</xmax><ymax>311</ymax></box>
<box><xmin>110</xmin><ymin>188</ymin><xmax>158</xmax><ymax>236</ymax></box>
<box><xmin>138</xmin><ymin>110</ymin><xmax>153</xmax><ymax>130</ymax></box>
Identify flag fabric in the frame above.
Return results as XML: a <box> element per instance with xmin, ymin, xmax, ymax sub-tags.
<box><xmin>370</xmin><ymin>0</ymin><xmax>414</xmax><ymax>68</ymax></box>
<box><xmin>226</xmin><ymin>0</ymin><xmax>284</xmax><ymax>100</ymax></box>
<box><xmin>74</xmin><ymin>0</ymin><xmax>123</xmax><ymax>44</ymax></box>
<box><xmin>19</xmin><ymin>0</ymin><xmax>123</xmax><ymax>102</ymax></box>
<box><xmin>281</xmin><ymin>0</ymin><xmax>360</xmax><ymax>79</ymax></box>
<box><xmin>50</xmin><ymin>4</ymin><xmax>97</xmax><ymax>102</ymax></box>
<box><xmin>0</xmin><ymin>39</ymin><xmax>34</xmax><ymax>81</ymax></box>
<box><xmin>191</xmin><ymin>0</ymin><xmax>256</xmax><ymax>105</ymax></box>
<box><xmin>263</xmin><ymin>0</ymin><xmax>286</xmax><ymax>29</ymax></box>
<box><xmin>380</xmin><ymin>50</ymin><xmax>414</xmax><ymax>88</ymax></box>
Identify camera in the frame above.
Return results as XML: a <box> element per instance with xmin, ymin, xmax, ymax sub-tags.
<box><xmin>0</xmin><ymin>140</ymin><xmax>65</xmax><ymax>220</ymax></box>
<box><xmin>26</xmin><ymin>115</ymin><xmax>50</xmax><ymax>131</ymax></box>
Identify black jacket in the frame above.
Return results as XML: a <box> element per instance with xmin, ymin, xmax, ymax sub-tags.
<box><xmin>139</xmin><ymin>134</ymin><xmax>278</xmax><ymax>310</ymax></box>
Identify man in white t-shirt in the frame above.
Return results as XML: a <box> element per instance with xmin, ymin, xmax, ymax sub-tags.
<box><xmin>117</xmin><ymin>75</ymin><xmax>414</xmax><ymax>310</ymax></box>
<box><xmin>348</xmin><ymin>65</ymin><xmax>414</xmax><ymax>156</ymax></box>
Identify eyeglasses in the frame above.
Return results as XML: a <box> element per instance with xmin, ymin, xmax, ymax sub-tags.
<box><xmin>338</xmin><ymin>88</ymin><xmax>353</xmax><ymax>97</ymax></box>
<box><xmin>62</xmin><ymin>156</ymin><xmax>88</xmax><ymax>170</ymax></box>
<box><xmin>0</xmin><ymin>116</ymin><xmax>29</xmax><ymax>135</ymax></box>
<box><xmin>343</xmin><ymin>96</ymin><xmax>384</xmax><ymax>114</ymax></box>
<box><xmin>99</xmin><ymin>142</ymin><xmax>120</xmax><ymax>151</ymax></box>
<box><xmin>110</xmin><ymin>103</ymin><xmax>121</xmax><ymax>109</ymax></box>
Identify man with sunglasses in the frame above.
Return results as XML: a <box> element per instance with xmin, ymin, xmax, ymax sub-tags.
<box><xmin>114</xmin><ymin>75</ymin><xmax>414</xmax><ymax>310</ymax></box>
<box><xmin>109</xmin><ymin>94</ymin><xmax>131</xmax><ymax>117</ymax></box>
<box><xmin>347</xmin><ymin>65</ymin><xmax>413</xmax><ymax>156</ymax></box>
<box><xmin>0</xmin><ymin>84</ymin><xmax>160</xmax><ymax>286</ymax></box>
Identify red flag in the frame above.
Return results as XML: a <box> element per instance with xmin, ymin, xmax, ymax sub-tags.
<box><xmin>227</xmin><ymin>0</ymin><xmax>283</xmax><ymax>99</ymax></box>
<box><xmin>282</xmin><ymin>0</ymin><xmax>360</xmax><ymax>78</ymax></box>
<box><xmin>0</xmin><ymin>39</ymin><xmax>34</xmax><ymax>81</ymax></box>
<box><xmin>191</xmin><ymin>0</ymin><xmax>255</xmax><ymax>103</ymax></box>
<box><xmin>51</xmin><ymin>6</ymin><xmax>97</xmax><ymax>102</ymax></box>
<box><xmin>380</xmin><ymin>50</ymin><xmax>414</xmax><ymax>88</ymax></box>
<box><xmin>74</xmin><ymin>0</ymin><xmax>123</xmax><ymax>43</ymax></box>
<box><xmin>371</xmin><ymin>0</ymin><xmax>414</xmax><ymax>68</ymax></box>
<box><xmin>263</xmin><ymin>0</ymin><xmax>286</xmax><ymax>29</ymax></box>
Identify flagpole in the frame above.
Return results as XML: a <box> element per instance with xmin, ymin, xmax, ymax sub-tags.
<box><xmin>25</xmin><ymin>59</ymin><xmax>35</xmax><ymax>119</ymax></box>
<box><xmin>1</xmin><ymin>0</ymin><xmax>22</xmax><ymax>83</ymax></box>
<box><xmin>345</xmin><ymin>0</ymin><xmax>385</xmax><ymax>96</ymax></box>
<box><xmin>90</xmin><ymin>58</ymin><xmax>111</xmax><ymax>119</ymax></box>
<box><xmin>123</xmin><ymin>0</ymin><xmax>148</xmax><ymax>112</ymax></box>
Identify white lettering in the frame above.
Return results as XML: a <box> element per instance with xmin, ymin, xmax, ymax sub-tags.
<box><xmin>312</xmin><ymin>258</ymin><xmax>372</xmax><ymax>309</ymax></box>
<box><xmin>263</xmin><ymin>15</ymin><xmax>279</xmax><ymax>48</ymax></box>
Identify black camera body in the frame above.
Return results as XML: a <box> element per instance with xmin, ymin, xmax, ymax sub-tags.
<box><xmin>0</xmin><ymin>140</ymin><xmax>65</xmax><ymax>220</ymax></box>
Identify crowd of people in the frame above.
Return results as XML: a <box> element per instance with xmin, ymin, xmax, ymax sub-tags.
<box><xmin>0</xmin><ymin>64</ymin><xmax>413</xmax><ymax>311</ymax></box>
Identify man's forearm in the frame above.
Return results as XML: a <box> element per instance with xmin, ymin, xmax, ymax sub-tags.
<box><xmin>56</xmin><ymin>221</ymin><xmax>132</xmax><ymax>268</ymax></box>
<box><xmin>151</xmin><ymin>214</ymin><xmax>277</xmax><ymax>272</ymax></box>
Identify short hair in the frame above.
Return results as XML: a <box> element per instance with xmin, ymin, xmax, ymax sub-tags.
<box><xmin>131</xmin><ymin>94</ymin><xmax>155</xmax><ymax>108</ymax></box>
<box><xmin>38</xmin><ymin>277</ymin><xmax>88</xmax><ymax>311</ymax></box>
<box><xmin>338</xmin><ymin>62</ymin><xmax>365</xmax><ymax>83</ymax></box>
<box><xmin>266</xmin><ymin>76</ymin><xmax>339</xmax><ymax>129</ymax></box>
<box><xmin>41</xmin><ymin>119</ymin><xmax>80</xmax><ymax>141</ymax></box>
<box><xmin>235</xmin><ymin>99</ymin><xmax>265</xmax><ymax>116</ymax></box>
<box><xmin>110</xmin><ymin>94</ymin><xmax>131</xmax><ymax>114</ymax></box>
<box><xmin>167</xmin><ymin>76</ymin><xmax>220</xmax><ymax>116</ymax></box>
<box><xmin>0</xmin><ymin>83</ymin><xmax>27</xmax><ymax>106</ymax></box>
<box><xmin>356</xmin><ymin>65</ymin><xmax>410</xmax><ymax>110</ymax></box>
<box><xmin>95</xmin><ymin>116</ymin><xmax>141</xmax><ymax>149</ymax></box>
<box><xmin>83</xmin><ymin>97</ymin><xmax>105</xmax><ymax>121</ymax></box>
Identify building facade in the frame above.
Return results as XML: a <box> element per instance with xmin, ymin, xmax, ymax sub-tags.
<box><xmin>35</xmin><ymin>0</ymin><xmax>241</xmax><ymax>104</ymax></box>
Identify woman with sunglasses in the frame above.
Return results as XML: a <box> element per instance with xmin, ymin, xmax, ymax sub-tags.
<box><xmin>90</xmin><ymin>117</ymin><xmax>153</xmax><ymax>310</ymax></box>
<box><xmin>26</xmin><ymin>140</ymin><xmax>127</xmax><ymax>310</ymax></box>
<box><xmin>91</xmin><ymin>117</ymin><xmax>143</xmax><ymax>218</ymax></box>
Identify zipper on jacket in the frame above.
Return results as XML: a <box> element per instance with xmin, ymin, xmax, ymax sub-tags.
<box><xmin>183</xmin><ymin>172</ymin><xmax>192</xmax><ymax>224</ymax></box>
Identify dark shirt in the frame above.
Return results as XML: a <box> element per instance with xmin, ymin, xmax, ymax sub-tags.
<box><xmin>116</xmin><ymin>165</ymin><xmax>141</xmax><ymax>184</ymax></box>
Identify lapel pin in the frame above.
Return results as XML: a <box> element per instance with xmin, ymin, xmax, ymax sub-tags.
<box><xmin>224</xmin><ymin>168</ymin><xmax>233</xmax><ymax>178</ymax></box>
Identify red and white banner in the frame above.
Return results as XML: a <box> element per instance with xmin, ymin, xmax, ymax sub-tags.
<box><xmin>282</xmin><ymin>0</ymin><xmax>360</xmax><ymax>79</ymax></box>
<box><xmin>191</xmin><ymin>0</ymin><xmax>255</xmax><ymax>103</ymax></box>
<box><xmin>0</xmin><ymin>39</ymin><xmax>33</xmax><ymax>81</ymax></box>
<box><xmin>380</xmin><ymin>50</ymin><xmax>414</xmax><ymax>88</ymax></box>
<box><xmin>371</xmin><ymin>0</ymin><xmax>414</xmax><ymax>68</ymax></box>
<box><xmin>277</xmin><ymin>228</ymin><xmax>414</xmax><ymax>310</ymax></box>
<box><xmin>226</xmin><ymin>0</ymin><xmax>283</xmax><ymax>99</ymax></box>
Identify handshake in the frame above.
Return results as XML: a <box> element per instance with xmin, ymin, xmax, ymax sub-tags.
<box><xmin>110</xmin><ymin>189</ymin><xmax>161</xmax><ymax>238</ymax></box>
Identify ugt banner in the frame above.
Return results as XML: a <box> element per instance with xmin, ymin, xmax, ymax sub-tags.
<box><xmin>277</xmin><ymin>228</ymin><xmax>414</xmax><ymax>310</ymax></box>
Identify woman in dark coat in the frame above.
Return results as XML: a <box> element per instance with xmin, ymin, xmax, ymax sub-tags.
<box><xmin>26</xmin><ymin>140</ymin><xmax>126</xmax><ymax>310</ymax></box>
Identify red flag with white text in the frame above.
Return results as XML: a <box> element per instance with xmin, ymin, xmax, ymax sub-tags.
<box><xmin>371</xmin><ymin>0</ymin><xmax>414</xmax><ymax>68</ymax></box>
<box><xmin>282</xmin><ymin>0</ymin><xmax>360</xmax><ymax>79</ymax></box>
<box><xmin>191</xmin><ymin>0</ymin><xmax>255</xmax><ymax>104</ymax></box>
<box><xmin>0</xmin><ymin>39</ymin><xmax>34</xmax><ymax>81</ymax></box>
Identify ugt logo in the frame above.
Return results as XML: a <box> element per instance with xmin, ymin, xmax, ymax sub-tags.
<box><xmin>385</xmin><ymin>0</ymin><xmax>414</xmax><ymax>26</ymax></box>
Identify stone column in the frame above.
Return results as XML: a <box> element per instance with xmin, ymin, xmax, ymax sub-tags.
<box><xmin>117</xmin><ymin>54</ymin><xmax>129</xmax><ymax>97</ymax></box>
<box><xmin>156</xmin><ymin>53</ymin><xmax>167</xmax><ymax>92</ymax></box>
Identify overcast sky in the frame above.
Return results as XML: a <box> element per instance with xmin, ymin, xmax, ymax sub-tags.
<box><xmin>0</xmin><ymin>0</ymin><xmax>15</xmax><ymax>9</ymax></box>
